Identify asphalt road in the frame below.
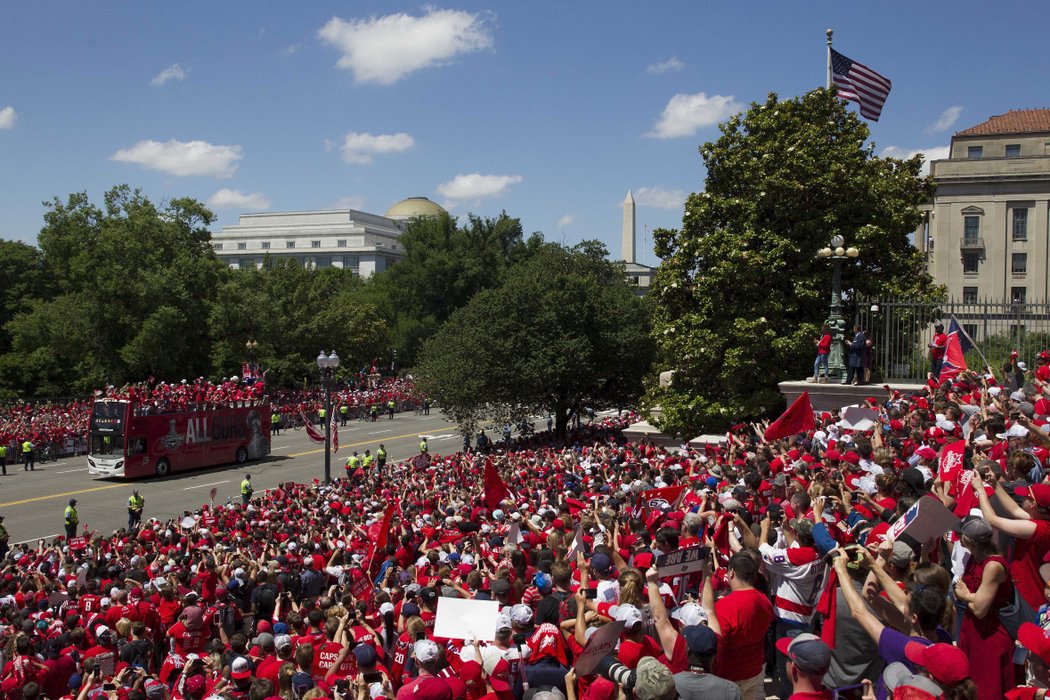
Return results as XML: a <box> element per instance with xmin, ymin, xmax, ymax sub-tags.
<box><xmin>0</xmin><ymin>411</ymin><xmax>466</xmax><ymax>544</ymax></box>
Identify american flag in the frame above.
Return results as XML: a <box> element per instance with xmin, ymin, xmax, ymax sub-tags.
<box><xmin>830</xmin><ymin>48</ymin><xmax>892</xmax><ymax>121</ymax></box>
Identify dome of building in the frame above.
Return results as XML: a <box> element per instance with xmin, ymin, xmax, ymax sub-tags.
<box><xmin>384</xmin><ymin>196</ymin><xmax>447</xmax><ymax>220</ymax></box>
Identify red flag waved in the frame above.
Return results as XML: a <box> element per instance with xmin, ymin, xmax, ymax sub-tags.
<box><xmin>483</xmin><ymin>459</ymin><xmax>511</xmax><ymax>511</ymax></box>
<box><xmin>302</xmin><ymin>413</ymin><xmax>325</xmax><ymax>444</ymax></box>
<box><xmin>366</xmin><ymin>501</ymin><xmax>398</xmax><ymax>580</ymax></box>
<box><xmin>764</xmin><ymin>392</ymin><xmax>816</xmax><ymax>441</ymax></box>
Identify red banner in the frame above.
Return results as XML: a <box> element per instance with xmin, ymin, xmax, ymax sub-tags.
<box><xmin>367</xmin><ymin>501</ymin><xmax>398</xmax><ymax>580</ymax></box>
<box><xmin>938</xmin><ymin>440</ymin><xmax>966</xmax><ymax>482</ymax></box>
<box><xmin>302</xmin><ymin>413</ymin><xmax>325</xmax><ymax>444</ymax></box>
<box><xmin>483</xmin><ymin>459</ymin><xmax>511</xmax><ymax>511</ymax></box>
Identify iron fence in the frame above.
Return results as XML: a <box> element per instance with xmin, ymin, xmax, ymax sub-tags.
<box><xmin>853</xmin><ymin>296</ymin><xmax>1050</xmax><ymax>383</ymax></box>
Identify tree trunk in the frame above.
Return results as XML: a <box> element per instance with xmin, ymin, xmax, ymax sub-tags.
<box><xmin>554</xmin><ymin>397</ymin><xmax>569</xmax><ymax>441</ymax></box>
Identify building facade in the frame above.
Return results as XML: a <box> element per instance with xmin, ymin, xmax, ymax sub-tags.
<box><xmin>925</xmin><ymin>109</ymin><xmax>1050</xmax><ymax>303</ymax></box>
<box><xmin>211</xmin><ymin>196</ymin><xmax>446</xmax><ymax>277</ymax></box>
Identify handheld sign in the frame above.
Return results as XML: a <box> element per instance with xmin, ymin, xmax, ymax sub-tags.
<box><xmin>656</xmin><ymin>545</ymin><xmax>709</xmax><ymax>579</ymax></box>
<box><xmin>433</xmin><ymin>597</ymin><xmax>501</xmax><ymax>642</ymax></box>
<box><xmin>210</xmin><ymin>487</ymin><xmax>218</xmax><ymax>504</ymax></box>
<box><xmin>565</xmin><ymin>525</ymin><xmax>584</xmax><ymax>562</ymax></box>
<box><xmin>574</xmin><ymin>620</ymin><xmax>626</xmax><ymax>676</ymax></box>
<box><xmin>507</xmin><ymin>522</ymin><xmax>524</xmax><ymax>545</ymax></box>
<box><xmin>887</xmin><ymin>497</ymin><xmax>960</xmax><ymax>544</ymax></box>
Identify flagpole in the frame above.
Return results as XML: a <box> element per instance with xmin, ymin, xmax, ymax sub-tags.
<box><xmin>951</xmin><ymin>314</ymin><xmax>991</xmax><ymax>371</ymax></box>
<box><xmin>826</xmin><ymin>28</ymin><xmax>833</xmax><ymax>88</ymax></box>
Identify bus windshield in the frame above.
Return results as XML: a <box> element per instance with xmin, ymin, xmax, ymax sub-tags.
<box><xmin>90</xmin><ymin>433</ymin><xmax>122</xmax><ymax>456</ymax></box>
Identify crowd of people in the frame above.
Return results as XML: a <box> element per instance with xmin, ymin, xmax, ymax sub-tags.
<box><xmin>0</xmin><ymin>400</ymin><xmax>91</xmax><ymax>465</ymax></box>
<box><xmin>11</xmin><ymin>358</ymin><xmax>1050</xmax><ymax>699</ymax></box>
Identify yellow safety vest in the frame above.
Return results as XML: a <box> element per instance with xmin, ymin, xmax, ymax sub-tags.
<box><xmin>129</xmin><ymin>494</ymin><xmax>144</xmax><ymax>510</ymax></box>
<box><xmin>22</xmin><ymin>441</ymin><xmax>32</xmax><ymax>454</ymax></box>
<box><xmin>340</xmin><ymin>405</ymin><xmax>348</xmax><ymax>415</ymax></box>
<box><xmin>65</xmin><ymin>506</ymin><xmax>78</xmax><ymax>526</ymax></box>
<box><xmin>377</xmin><ymin>447</ymin><xmax>386</xmax><ymax>461</ymax></box>
<box><xmin>0</xmin><ymin>445</ymin><xmax>7</xmax><ymax>457</ymax></box>
<box><xmin>346</xmin><ymin>456</ymin><xmax>360</xmax><ymax>469</ymax></box>
<box><xmin>419</xmin><ymin>441</ymin><xmax>428</xmax><ymax>453</ymax></box>
<box><xmin>318</xmin><ymin>408</ymin><xmax>327</xmax><ymax>419</ymax></box>
<box><xmin>272</xmin><ymin>413</ymin><xmax>280</xmax><ymax>425</ymax></box>
<box><xmin>363</xmin><ymin>454</ymin><xmax>374</xmax><ymax>468</ymax></box>
<box><xmin>240</xmin><ymin>479</ymin><xmax>252</xmax><ymax>495</ymax></box>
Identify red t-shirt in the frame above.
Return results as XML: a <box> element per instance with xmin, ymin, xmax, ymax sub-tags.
<box><xmin>713</xmin><ymin>588</ymin><xmax>775</xmax><ymax>681</ymax></box>
<box><xmin>1012</xmin><ymin>519</ymin><xmax>1050</xmax><ymax>609</ymax></box>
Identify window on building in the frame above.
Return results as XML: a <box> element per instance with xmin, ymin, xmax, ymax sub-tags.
<box><xmin>962</xmin><ymin>252</ymin><xmax>980</xmax><ymax>274</ymax></box>
<box><xmin>261</xmin><ymin>242</ymin><xmax>270</xmax><ymax>250</ymax></box>
<box><xmin>1005</xmin><ymin>144</ymin><xmax>1021</xmax><ymax>158</ymax></box>
<box><xmin>342</xmin><ymin>255</ymin><xmax>360</xmax><ymax>269</ymax></box>
<box><xmin>967</xmin><ymin>146</ymin><xmax>983</xmax><ymax>159</ymax></box>
<box><xmin>1012</xmin><ymin>287</ymin><xmax>1027</xmax><ymax>304</ymax></box>
<box><xmin>962</xmin><ymin>287</ymin><xmax>978</xmax><ymax>303</ymax></box>
<box><xmin>1013</xmin><ymin>253</ymin><xmax>1028</xmax><ymax>275</ymax></box>
<box><xmin>963</xmin><ymin>216</ymin><xmax>980</xmax><ymax>242</ymax></box>
<box><xmin>213</xmin><ymin>243</ymin><xmax>223</xmax><ymax>251</ymax></box>
<box><xmin>311</xmin><ymin>240</ymin><xmax>321</xmax><ymax>249</ymax></box>
<box><xmin>286</xmin><ymin>241</ymin><xmax>295</xmax><ymax>249</ymax></box>
<box><xmin>337</xmin><ymin>239</ymin><xmax>347</xmax><ymax>248</ymax></box>
<box><xmin>1013</xmin><ymin>208</ymin><xmax>1028</xmax><ymax>241</ymax></box>
<box><xmin>237</xmin><ymin>242</ymin><xmax>247</xmax><ymax>250</ymax></box>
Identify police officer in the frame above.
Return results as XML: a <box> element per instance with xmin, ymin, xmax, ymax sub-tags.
<box><xmin>317</xmin><ymin>405</ymin><xmax>327</xmax><ymax>426</ymax></box>
<box><xmin>127</xmin><ymin>489</ymin><xmax>144</xmax><ymax>531</ymax></box>
<box><xmin>64</xmin><ymin>499</ymin><xmax>78</xmax><ymax>540</ymax></box>
<box><xmin>387</xmin><ymin>399</ymin><xmax>396</xmax><ymax>420</ymax></box>
<box><xmin>240</xmin><ymin>474</ymin><xmax>253</xmax><ymax>505</ymax></box>
<box><xmin>0</xmin><ymin>515</ymin><xmax>8</xmax><ymax>559</ymax></box>
<box><xmin>419</xmin><ymin>437</ymin><xmax>429</xmax><ymax>454</ymax></box>
<box><xmin>370</xmin><ymin>404</ymin><xmax>379</xmax><ymax>422</ymax></box>
<box><xmin>376</xmin><ymin>444</ymin><xmax>387</xmax><ymax>468</ymax></box>
<box><xmin>339</xmin><ymin>403</ymin><xmax>348</xmax><ymax>426</ymax></box>
<box><xmin>22</xmin><ymin>438</ymin><xmax>34</xmax><ymax>471</ymax></box>
<box><xmin>362</xmin><ymin>449</ymin><xmax>374</xmax><ymax>473</ymax></box>
<box><xmin>271</xmin><ymin>410</ymin><xmax>281</xmax><ymax>436</ymax></box>
<box><xmin>0</xmin><ymin>441</ymin><xmax>7</xmax><ymax>476</ymax></box>
<box><xmin>345</xmin><ymin>451</ymin><xmax>361</xmax><ymax>479</ymax></box>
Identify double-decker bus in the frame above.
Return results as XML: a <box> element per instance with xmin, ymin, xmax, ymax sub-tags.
<box><xmin>87</xmin><ymin>399</ymin><xmax>271</xmax><ymax>478</ymax></box>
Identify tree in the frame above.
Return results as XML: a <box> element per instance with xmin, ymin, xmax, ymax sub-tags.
<box><xmin>0</xmin><ymin>240</ymin><xmax>50</xmax><ymax>355</ymax></box>
<box><xmin>208</xmin><ymin>258</ymin><xmax>389</xmax><ymax>385</ymax></box>
<box><xmin>648</xmin><ymin>89</ymin><xmax>944</xmax><ymax>436</ymax></box>
<box><xmin>415</xmin><ymin>242</ymin><xmax>652</xmax><ymax>438</ymax></box>
<box><xmin>0</xmin><ymin>186</ymin><xmax>225</xmax><ymax>394</ymax></box>
<box><xmin>364</xmin><ymin>211</ymin><xmax>545</xmax><ymax>366</ymax></box>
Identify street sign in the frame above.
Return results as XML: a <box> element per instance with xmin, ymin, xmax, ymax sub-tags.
<box><xmin>656</xmin><ymin>544</ymin><xmax>709</xmax><ymax>578</ymax></box>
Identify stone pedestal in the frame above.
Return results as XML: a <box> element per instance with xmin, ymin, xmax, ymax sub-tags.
<box><xmin>778</xmin><ymin>379</ymin><xmax>927</xmax><ymax>412</ymax></box>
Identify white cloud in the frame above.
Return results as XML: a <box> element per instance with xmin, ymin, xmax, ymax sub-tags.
<box><xmin>0</xmin><ymin>106</ymin><xmax>15</xmax><ymax>129</ymax></box>
<box><xmin>646</xmin><ymin>57</ymin><xmax>684</xmax><ymax>75</ymax></box>
<box><xmin>556</xmin><ymin>214</ymin><xmax>576</xmax><ymax>228</ymax></box>
<box><xmin>110</xmin><ymin>139</ymin><xmax>243</xmax><ymax>178</ymax></box>
<box><xmin>281</xmin><ymin>44</ymin><xmax>299</xmax><ymax>56</ymax></box>
<box><xmin>436</xmin><ymin>173</ymin><xmax>522</xmax><ymax>204</ymax></box>
<box><xmin>206</xmin><ymin>188</ymin><xmax>272</xmax><ymax>211</ymax></box>
<box><xmin>332</xmin><ymin>195</ymin><xmax>366</xmax><ymax>210</ymax></box>
<box><xmin>880</xmin><ymin>145</ymin><xmax>951</xmax><ymax>176</ymax></box>
<box><xmin>646</xmin><ymin>92</ymin><xmax>742</xmax><ymax>139</ymax></box>
<box><xmin>633</xmin><ymin>186</ymin><xmax>686</xmax><ymax>210</ymax></box>
<box><xmin>318</xmin><ymin>8</ymin><xmax>492</xmax><ymax>85</ymax></box>
<box><xmin>925</xmin><ymin>106</ymin><xmax>962</xmax><ymax>134</ymax></box>
<box><xmin>150</xmin><ymin>63</ymin><xmax>189</xmax><ymax>86</ymax></box>
<box><xmin>339</xmin><ymin>131</ymin><xmax>415</xmax><ymax>164</ymax></box>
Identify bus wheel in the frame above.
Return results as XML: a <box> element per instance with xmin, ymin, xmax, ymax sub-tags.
<box><xmin>155</xmin><ymin>458</ymin><xmax>170</xmax><ymax>477</ymax></box>
<box><xmin>236</xmin><ymin>446</ymin><xmax>248</xmax><ymax>464</ymax></box>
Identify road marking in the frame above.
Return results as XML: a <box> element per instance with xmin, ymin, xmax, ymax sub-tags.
<box><xmin>271</xmin><ymin>444</ymin><xmax>291</xmax><ymax>449</ymax></box>
<box><xmin>432</xmin><ymin>435</ymin><xmax>458</xmax><ymax>441</ymax></box>
<box><xmin>183</xmin><ymin>480</ymin><xmax>230</xmax><ymax>491</ymax></box>
<box><xmin>288</xmin><ymin>428</ymin><xmax>443</xmax><ymax>457</ymax></box>
<box><xmin>368</xmin><ymin>430</ymin><xmax>392</xmax><ymax>435</ymax></box>
<box><xmin>58</xmin><ymin>468</ymin><xmax>89</xmax><ymax>474</ymax></box>
<box><xmin>0</xmin><ymin>483</ymin><xmax>126</xmax><ymax>508</ymax></box>
<box><xmin>12</xmin><ymin>533</ymin><xmax>60</xmax><ymax>545</ymax></box>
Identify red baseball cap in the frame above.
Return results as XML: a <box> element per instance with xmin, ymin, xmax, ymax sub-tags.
<box><xmin>487</xmin><ymin>658</ymin><xmax>512</xmax><ymax>693</ymax></box>
<box><xmin>1019</xmin><ymin>622</ymin><xmax>1050</xmax><ymax>664</ymax></box>
<box><xmin>904</xmin><ymin>642</ymin><xmax>969</xmax><ymax>686</ymax></box>
<box><xmin>1015</xmin><ymin>483</ymin><xmax>1050</xmax><ymax>509</ymax></box>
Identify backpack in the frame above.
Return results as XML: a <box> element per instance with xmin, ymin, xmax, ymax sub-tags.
<box><xmin>254</xmin><ymin>584</ymin><xmax>277</xmax><ymax>613</ymax></box>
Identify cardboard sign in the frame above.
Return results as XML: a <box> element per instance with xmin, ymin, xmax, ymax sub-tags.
<box><xmin>839</xmin><ymin>406</ymin><xmax>880</xmax><ymax>432</ymax></box>
<box><xmin>180</xmin><ymin>516</ymin><xmax>196</xmax><ymax>530</ymax></box>
<box><xmin>887</xmin><ymin>497</ymin><xmax>960</xmax><ymax>544</ymax></box>
<box><xmin>656</xmin><ymin>545</ymin><xmax>709</xmax><ymax>578</ymax></box>
<box><xmin>350</xmin><ymin>573</ymin><xmax>372</xmax><ymax>600</ymax></box>
<box><xmin>574</xmin><ymin>620</ymin><xmax>626</xmax><ymax>676</ymax></box>
<box><xmin>433</xmin><ymin>597</ymin><xmax>502</xmax><ymax>642</ymax></box>
<box><xmin>48</xmin><ymin>591</ymin><xmax>69</xmax><ymax>608</ymax></box>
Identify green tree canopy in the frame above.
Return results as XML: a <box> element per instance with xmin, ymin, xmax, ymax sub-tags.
<box><xmin>416</xmin><ymin>242</ymin><xmax>652</xmax><ymax>438</ymax></box>
<box><xmin>649</xmin><ymin>89</ymin><xmax>944</xmax><ymax>436</ymax></box>
<box><xmin>1</xmin><ymin>186</ymin><xmax>224</xmax><ymax>395</ymax></box>
<box><xmin>364</xmin><ymin>211</ymin><xmax>546</xmax><ymax>366</ymax></box>
<box><xmin>208</xmin><ymin>258</ymin><xmax>389</xmax><ymax>386</ymax></box>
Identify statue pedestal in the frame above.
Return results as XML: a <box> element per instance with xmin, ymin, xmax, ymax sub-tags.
<box><xmin>778</xmin><ymin>379</ymin><xmax>927</xmax><ymax>413</ymax></box>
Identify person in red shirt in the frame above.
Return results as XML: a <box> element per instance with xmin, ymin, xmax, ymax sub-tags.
<box><xmin>812</xmin><ymin>325</ymin><xmax>832</xmax><ymax>383</ymax></box>
<box><xmin>775</xmin><ymin>634</ymin><xmax>833</xmax><ymax>700</ymax></box>
<box><xmin>166</xmin><ymin>605</ymin><xmax>211</xmax><ymax>655</ymax></box>
<box><xmin>929</xmin><ymin>324</ymin><xmax>947</xmax><ymax>381</ymax></box>
<box><xmin>713</xmin><ymin>551</ymin><xmax>775</xmax><ymax>699</ymax></box>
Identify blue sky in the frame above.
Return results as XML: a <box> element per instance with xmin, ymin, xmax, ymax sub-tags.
<box><xmin>1</xmin><ymin>2</ymin><xmax>1048</xmax><ymax>265</ymax></box>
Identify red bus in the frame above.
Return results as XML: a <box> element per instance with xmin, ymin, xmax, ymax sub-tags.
<box><xmin>87</xmin><ymin>399</ymin><xmax>271</xmax><ymax>478</ymax></box>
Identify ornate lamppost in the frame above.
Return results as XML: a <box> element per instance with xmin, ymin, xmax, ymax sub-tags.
<box><xmin>316</xmin><ymin>350</ymin><xmax>340</xmax><ymax>483</ymax></box>
<box><xmin>816</xmin><ymin>235</ymin><xmax>860</xmax><ymax>381</ymax></box>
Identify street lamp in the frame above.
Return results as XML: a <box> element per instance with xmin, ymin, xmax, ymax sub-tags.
<box><xmin>816</xmin><ymin>235</ymin><xmax>861</xmax><ymax>381</ymax></box>
<box><xmin>245</xmin><ymin>340</ymin><xmax>259</xmax><ymax>379</ymax></box>
<box><xmin>316</xmin><ymin>350</ymin><xmax>340</xmax><ymax>483</ymax></box>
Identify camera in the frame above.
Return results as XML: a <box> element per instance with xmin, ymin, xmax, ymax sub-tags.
<box><xmin>594</xmin><ymin>656</ymin><xmax>636</xmax><ymax>689</ymax></box>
